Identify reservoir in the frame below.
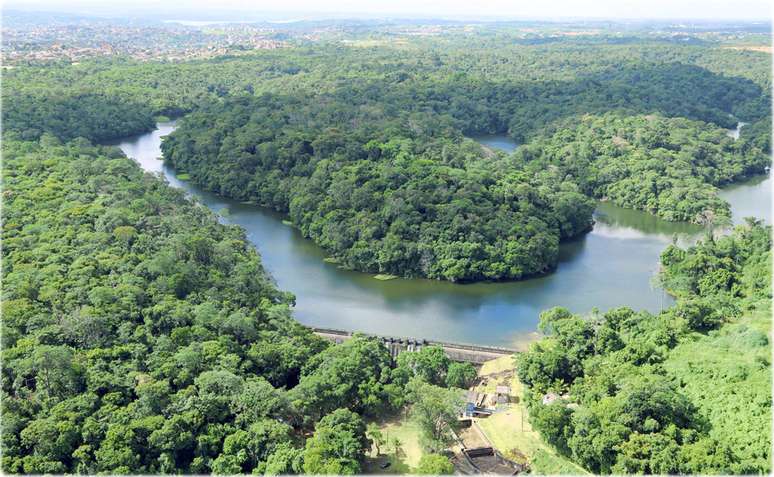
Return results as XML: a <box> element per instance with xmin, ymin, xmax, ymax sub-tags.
<box><xmin>114</xmin><ymin>124</ymin><xmax>769</xmax><ymax>348</ymax></box>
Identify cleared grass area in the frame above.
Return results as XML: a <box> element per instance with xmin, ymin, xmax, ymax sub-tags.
<box><xmin>363</xmin><ymin>414</ymin><xmax>425</xmax><ymax>474</ymax></box>
<box><xmin>474</xmin><ymin>355</ymin><xmax>588</xmax><ymax>475</ymax></box>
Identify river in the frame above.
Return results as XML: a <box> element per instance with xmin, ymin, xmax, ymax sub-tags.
<box><xmin>113</xmin><ymin>123</ymin><xmax>770</xmax><ymax>348</ymax></box>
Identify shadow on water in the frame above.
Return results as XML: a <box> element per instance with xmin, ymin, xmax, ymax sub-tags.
<box><xmin>112</xmin><ymin>123</ymin><xmax>767</xmax><ymax>347</ymax></box>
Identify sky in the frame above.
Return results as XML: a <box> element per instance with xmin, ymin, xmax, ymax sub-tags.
<box><xmin>4</xmin><ymin>0</ymin><xmax>773</xmax><ymax>21</ymax></box>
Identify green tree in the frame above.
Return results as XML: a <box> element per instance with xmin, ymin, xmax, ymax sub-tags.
<box><xmin>445</xmin><ymin>362</ymin><xmax>478</xmax><ymax>389</ymax></box>
<box><xmin>302</xmin><ymin>409</ymin><xmax>369</xmax><ymax>475</ymax></box>
<box><xmin>406</xmin><ymin>379</ymin><xmax>464</xmax><ymax>452</ymax></box>
<box><xmin>415</xmin><ymin>453</ymin><xmax>454</xmax><ymax>474</ymax></box>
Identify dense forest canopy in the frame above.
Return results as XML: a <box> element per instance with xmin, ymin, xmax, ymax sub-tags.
<box><xmin>517</xmin><ymin>221</ymin><xmax>771</xmax><ymax>474</ymax></box>
<box><xmin>514</xmin><ymin>113</ymin><xmax>769</xmax><ymax>223</ymax></box>
<box><xmin>1</xmin><ymin>26</ymin><xmax>771</xmax><ymax>475</ymax></box>
<box><xmin>161</xmin><ymin>95</ymin><xmax>595</xmax><ymax>281</ymax></box>
<box><xmin>151</xmin><ymin>41</ymin><xmax>770</xmax><ymax>278</ymax></box>
<box><xmin>0</xmin><ymin>133</ymin><xmax>476</xmax><ymax>473</ymax></box>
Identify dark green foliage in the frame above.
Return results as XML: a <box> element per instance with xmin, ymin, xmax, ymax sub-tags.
<box><xmin>3</xmin><ymin>38</ymin><xmax>769</xmax><ymax>281</ymax></box>
<box><xmin>515</xmin><ymin>113</ymin><xmax>770</xmax><ymax>223</ymax></box>
<box><xmin>0</xmin><ymin>135</ymin><xmax>361</xmax><ymax>474</ymax></box>
<box><xmin>3</xmin><ymin>93</ymin><xmax>155</xmax><ymax>142</ymax></box>
<box><xmin>290</xmin><ymin>335</ymin><xmax>395</xmax><ymax>423</ymax></box>
<box><xmin>518</xmin><ymin>222</ymin><xmax>771</xmax><ymax>474</ymax></box>
<box><xmin>394</xmin><ymin>346</ymin><xmax>477</xmax><ymax>389</ymax></box>
<box><xmin>445</xmin><ymin>362</ymin><xmax>478</xmax><ymax>389</ymax></box>
<box><xmin>1</xmin><ymin>31</ymin><xmax>770</xmax><ymax>474</ymax></box>
<box><xmin>162</xmin><ymin>95</ymin><xmax>594</xmax><ymax>281</ymax></box>
<box><xmin>302</xmin><ymin>409</ymin><xmax>369</xmax><ymax>475</ymax></box>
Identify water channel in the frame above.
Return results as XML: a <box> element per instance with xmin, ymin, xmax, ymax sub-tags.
<box><xmin>113</xmin><ymin>122</ymin><xmax>769</xmax><ymax>347</ymax></box>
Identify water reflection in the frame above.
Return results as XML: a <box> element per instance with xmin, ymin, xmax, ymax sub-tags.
<box><xmin>112</xmin><ymin>124</ymin><xmax>767</xmax><ymax>347</ymax></box>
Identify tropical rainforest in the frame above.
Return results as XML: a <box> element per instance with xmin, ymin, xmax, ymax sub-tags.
<box><xmin>1</xmin><ymin>24</ymin><xmax>771</xmax><ymax>475</ymax></box>
<box><xmin>518</xmin><ymin>220</ymin><xmax>771</xmax><ymax>474</ymax></box>
<box><xmin>2</xmin><ymin>133</ymin><xmax>478</xmax><ymax>473</ymax></box>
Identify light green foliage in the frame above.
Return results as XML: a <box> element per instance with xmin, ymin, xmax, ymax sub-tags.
<box><xmin>415</xmin><ymin>453</ymin><xmax>454</xmax><ymax>474</ymax></box>
<box><xmin>366</xmin><ymin>422</ymin><xmax>386</xmax><ymax>455</ymax></box>
<box><xmin>406</xmin><ymin>378</ymin><xmax>465</xmax><ymax>453</ymax></box>
<box><xmin>302</xmin><ymin>409</ymin><xmax>369</xmax><ymax>475</ymax></box>
<box><xmin>518</xmin><ymin>221</ymin><xmax>771</xmax><ymax>474</ymax></box>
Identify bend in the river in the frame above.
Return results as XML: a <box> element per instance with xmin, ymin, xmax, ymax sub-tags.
<box><xmin>112</xmin><ymin>122</ymin><xmax>770</xmax><ymax>348</ymax></box>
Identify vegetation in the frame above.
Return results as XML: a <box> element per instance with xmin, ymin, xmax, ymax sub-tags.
<box><xmin>415</xmin><ymin>453</ymin><xmax>454</xmax><ymax>474</ymax></box>
<box><xmin>1</xmin><ymin>25</ymin><xmax>770</xmax><ymax>475</ymax></box>
<box><xmin>514</xmin><ymin>113</ymin><xmax>769</xmax><ymax>223</ymax></box>
<box><xmin>404</xmin><ymin>379</ymin><xmax>465</xmax><ymax>453</ymax></box>
<box><xmin>3</xmin><ymin>36</ymin><xmax>769</xmax><ymax>281</ymax></box>
<box><xmin>364</xmin><ymin>417</ymin><xmax>425</xmax><ymax>473</ymax></box>
<box><xmin>0</xmin><ymin>147</ymin><xmax>468</xmax><ymax>475</ymax></box>
<box><xmin>517</xmin><ymin>221</ymin><xmax>771</xmax><ymax>474</ymax></box>
<box><xmin>161</xmin><ymin>94</ymin><xmax>595</xmax><ymax>281</ymax></box>
<box><xmin>0</xmin><ymin>134</ymin><xmax>413</xmax><ymax>474</ymax></box>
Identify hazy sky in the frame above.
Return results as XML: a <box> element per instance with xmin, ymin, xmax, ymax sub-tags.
<box><xmin>5</xmin><ymin>0</ymin><xmax>773</xmax><ymax>21</ymax></box>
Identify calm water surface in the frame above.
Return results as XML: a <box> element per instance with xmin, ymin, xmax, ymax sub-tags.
<box><xmin>114</xmin><ymin>125</ymin><xmax>769</xmax><ymax>347</ymax></box>
<box><xmin>470</xmin><ymin>134</ymin><xmax>519</xmax><ymax>153</ymax></box>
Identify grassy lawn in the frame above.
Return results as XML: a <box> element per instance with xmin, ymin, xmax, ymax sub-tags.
<box><xmin>474</xmin><ymin>356</ymin><xmax>588</xmax><ymax>475</ymax></box>
<box><xmin>363</xmin><ymin>414</ymin><xmax>425</xmax><ymax>474</ymax></box>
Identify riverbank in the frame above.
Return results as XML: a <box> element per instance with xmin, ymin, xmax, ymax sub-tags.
<box><xmin>113</xmin><ymin>123</ymin><xmax>769</xmax><ymax>347</ymax></box>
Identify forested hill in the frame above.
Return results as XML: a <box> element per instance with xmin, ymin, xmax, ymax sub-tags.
<box><xmin>162</xmin><ymin>88</ymin><xmax>768</xmax><ymax>279</ymax></box>
<box><xmin>4</xmin><ymin>39</ymin><xmax>768</xmax><ymax>281</ymax></box>
<box><xmin>2</xmin><ymin>40</ymin><xmax>771</xmax><ymax>143</ymax></box>
<box><xmin>517</xmin><ymin>221</ymin><xmax>771</xmax><ymax>474</ymax></box>
<box><xmin>1</xmin><ymin>28</ymin><xmax>771</xmax><ymax>475</ymax></box>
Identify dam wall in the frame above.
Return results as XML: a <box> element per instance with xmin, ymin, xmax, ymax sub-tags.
<box><xmin>309</xmin><ymin>327</ymin><xmax>517</xmax><ymax>364</ymax></box>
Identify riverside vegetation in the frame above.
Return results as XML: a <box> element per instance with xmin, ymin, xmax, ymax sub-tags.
<box><xmin>4</xmin><ymin>37</ymin><xmax>771</xmax><ymax>280</ymax></box>
<box><xmin>1</xmin><ymin>26</ymin><xmax>771</xmax><ymax>474</ymax></box>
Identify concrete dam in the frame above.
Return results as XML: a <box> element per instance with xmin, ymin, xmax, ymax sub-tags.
<box><xmin>309</xmin><ymin>327</ymin><xmax>517</xmax><ymax>364</ymax></box>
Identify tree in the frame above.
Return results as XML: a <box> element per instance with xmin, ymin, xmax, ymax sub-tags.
<box><xmin>302</xmin><ymin>409</ymin><xmax>369</xmax><ymax>475</ymax></box>
<box><xmin>391</xmin><ymin>437</ymin><xmax>403</xmax><ymax>458</ymax></box>
<box><xmin>406</xmin><ymin>379</ymin><xmax>464</xmax><ymax>452</ymax></box>
<box><xmin>415</xmin><ymin>453</ymin><xmax>454</xmax><ymax>474</ymax></box>
<box><xmin>445</xmin><ymin>362</ymin><xmax>478</xmax><ymax>389</ymax></box>
<box><xmin>396</xmin><ymin>346</ymin><xmax>450</xmax><ymax>386</ymax></box>
<box><xmin>291</xmin><ymin>335</ymin><xmax>392</xmax><ymax>422</ymax></box>
<box><xmin>529</xmin><ymin>401</ymin><xmax>574</xmax><ymax>456</ymax></box>
<box><xmin>365</xmin><ymin>423</ymin><xmax>385</xmax><ymax>456</ymax></box>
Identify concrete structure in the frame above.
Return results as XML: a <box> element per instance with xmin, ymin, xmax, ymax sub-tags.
<box><xmin>452</xmin><ymin>419</ymin><xmax>527</xmax><ymax>474</ymax></box>
<box><xmin>309</xmin><ymin>326</ymin><xmax>517</xmax><ymax>364</ymax></box>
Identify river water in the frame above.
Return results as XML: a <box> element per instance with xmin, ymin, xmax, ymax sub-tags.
<box><xmin>114</xmin><ymin>123</ymin><xmax>770</xmax><ymax>348</ymax></box>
